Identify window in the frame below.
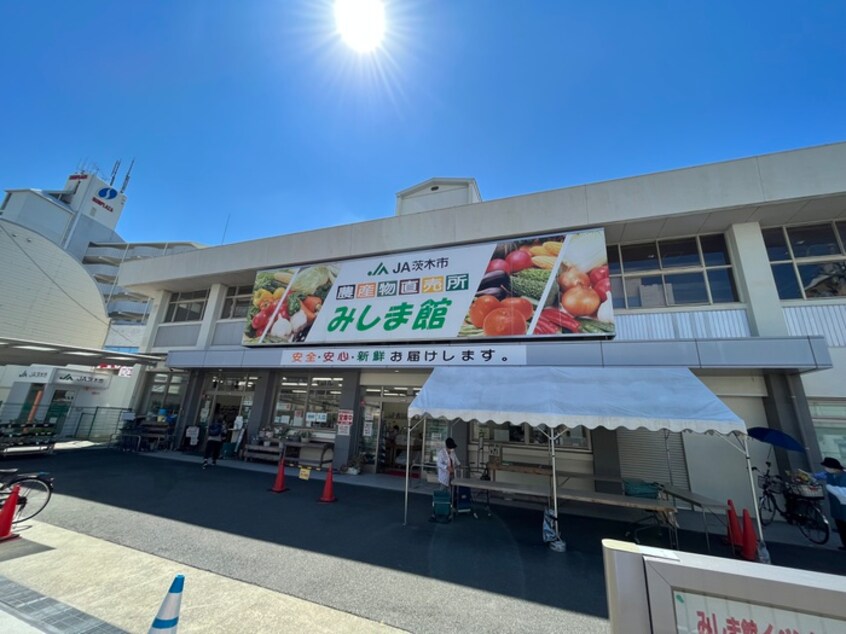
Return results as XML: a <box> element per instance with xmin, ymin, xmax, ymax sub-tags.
<box><xmin>809</xmin><ymin>400</ymin><xmax>846</xmax><ymax>467</ymax></box>
<box><xmin>763</xmin><ymin>223</ymin><xmax>846</xmax><ymax>299</ymax></box>
<box><xmin>607</xmin><ymin>234</ymin><xmax>738</xmax><ymax>310</ymax></box>
<box><xmin>163</xmin><ymin>289</ymin><xmax>209</xmax><ymax>323</ymax></box>
<box><xmin>473</xmin><ymin>422</ymin><xmax>590</xmax><ymax>451</ymax></box>
<box><xmin>220</xmin><ymin>285</ymin><xmax>253</xmax><ymax>320</ymax></box>
<box><xmin>273</xmin><ymin>375</ymin><xmax>344</xmax><ymax>431</ymax></box>
<box><xmin>140</xmin><ymin>371</ymin><xmax>187</xmax><ymax>419</ymax></box>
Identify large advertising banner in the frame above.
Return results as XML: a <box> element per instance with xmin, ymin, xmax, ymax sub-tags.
<box><xmin>242</xmin><ymin>228</ymin><xmax>613</xmax><ymax>346</ymax></box>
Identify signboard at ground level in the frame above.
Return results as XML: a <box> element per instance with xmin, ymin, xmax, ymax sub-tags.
<box><xmin>242</xmin><ymin>228</ymin><xmax>613</xmax><ymax>346</ymax></box>
<box><xmin>674</xmin><ymin>591</ymin><xmax>846</xmax><ymax>634</ymax></box>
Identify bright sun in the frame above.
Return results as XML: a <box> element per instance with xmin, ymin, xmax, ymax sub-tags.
<box><xmin>334</xmin><ymin>0</ymin><xmax>385</xmax><ymax>53</ymax></box>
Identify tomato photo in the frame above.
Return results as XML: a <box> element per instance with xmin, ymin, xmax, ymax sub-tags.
<box><xmin>486</xmin><ymin>258</ymin><xmax>511</xmax><ymax>274</ymax></box>
<box><xmin>500</xmin><ymin>297</ymin><xmax>535</xmax><ymax>321</ymax></box>
<box><xmin>505</xmin><ymin>249</ymin><xmax>534</xmax><ymax>273</ymax></box>
<box><xmin>483</xmin><ymin>307</ymin><xmax>529</xmax><ymax>337</ymax></box>
<box><xmin>468</xmin><ymin>295</ymin><xmax>501</xmax><ymax>328</ymax></box>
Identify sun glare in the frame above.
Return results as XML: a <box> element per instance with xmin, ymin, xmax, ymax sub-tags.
<box><xmin>334</xmin><ymin>0</ymin><xmax>385</xmax><ymax>53</ymax></box>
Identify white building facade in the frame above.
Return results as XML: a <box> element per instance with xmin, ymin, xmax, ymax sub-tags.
<box><xmin>119</xmin><ymin>143</ymin><xmax>846</xmax><ymax>509</ymax></box>
<box><xmin>0</xmin><ymin>168</ymin><xmax>200</xmax><ymax>437</ymax></box>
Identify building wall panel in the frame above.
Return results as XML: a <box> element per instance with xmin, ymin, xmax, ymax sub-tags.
<box><xmin>615</xmin><ymin>309</ymin><xmax>751</xmax><ymax>341</ymax></box>
<box><xmin>784</xmin><ymin>304</ymin><xmax>846</xmax><ymax>347</ymax></box>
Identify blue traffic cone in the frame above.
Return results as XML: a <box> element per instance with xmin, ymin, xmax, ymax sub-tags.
<box><xmin>149</xmin><ymin>574</ymin><xmax>184</xmax><ymax>633</ymax></box>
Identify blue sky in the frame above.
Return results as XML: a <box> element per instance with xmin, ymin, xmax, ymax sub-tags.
<box><xmin>1</xmin><ymin>1</ymin><xmax>845</xmax><ymax>246</ymax></box>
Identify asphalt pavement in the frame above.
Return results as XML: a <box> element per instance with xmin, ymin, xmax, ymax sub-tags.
<box><xmin>1</xmin><ymin>448</ymin><xmax>844</xmax><ymax>633</ymax></box>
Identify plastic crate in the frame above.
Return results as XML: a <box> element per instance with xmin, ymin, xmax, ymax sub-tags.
<box><xmin>624</xmin><ymin>480</ymin><xmax>660</xmax><ymax>499</ymax></box>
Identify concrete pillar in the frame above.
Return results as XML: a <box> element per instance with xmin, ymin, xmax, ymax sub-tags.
<box><xmin>725</xmin><ymin>222</ymin><xmax>789</xmax><ymax>336</ymax></box>
<box><xmin>762</xmin><ymin>373</ymin><xmax>819</xmax><ymax>474</ymax></box>
<box><xmin>196</xmin><ymin>284</ymin><xmax>227</xmax><ymax>348</ymax></box>
<box><xmin>592</xmin><ymin>429</ymin><xmax>622</xmax><ymax>494</ymax></box>
<box><xmin>176</xmin><ymin>370</ymin><xmax>206</xmax><ymax>440</ymax></box>
<box><xmin>246</xmin><ymin>371</ymin><xmax>276</xmax><ymax>440</ymax></box>
<box><xmin>333</xmin><ymin>371</ymin><xmax>361</xmax><ymax>469</ymax></box>
<box><xmin>138</xmin><ymin>290</ymin><xmax>169</xmax><ymax>352</ymax></box>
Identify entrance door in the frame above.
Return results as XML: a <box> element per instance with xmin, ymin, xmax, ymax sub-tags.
<box><xmin>360</xmin><ymin>400</ymin><xmax>382</xmax><ymax>474</ymax></box>
<box><xmin>357</xmin><ymin>392</ymin><xmax>415</xmax><ymax>474</ymax></box>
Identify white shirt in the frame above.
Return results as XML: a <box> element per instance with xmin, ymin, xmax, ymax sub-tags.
<box><xmin>436</xmin><ymin>447</ymin><xmax>460</xmax><ymax>487</ymax></box>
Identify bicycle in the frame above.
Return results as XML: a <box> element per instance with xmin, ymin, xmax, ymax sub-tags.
<box><xmin>0</xmin><ymin>468</ymin><xmax>54</xmax><ymax>523</ymax></box>
<box><xmin>754</xmin><ymin>461</ymin><xmax>829</xmax><ymax>545</ymax></box>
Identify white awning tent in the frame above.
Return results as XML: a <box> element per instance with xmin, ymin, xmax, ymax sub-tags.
<box><xmin>403</xmin><ymin>366</ymin><xmax>768</xmax><ymax>561</ymax></box>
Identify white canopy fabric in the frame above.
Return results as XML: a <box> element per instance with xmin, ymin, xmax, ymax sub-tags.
<box><xmin>407</xmin><ymin>366</ymin><xmax>746</xmax><ymax>436</ymax></box>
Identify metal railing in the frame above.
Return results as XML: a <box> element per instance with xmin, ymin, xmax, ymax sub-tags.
<box><xmin>0</xmin><ymin>402</ymin><xmax>133</xmax><ymax>442</ymax></box>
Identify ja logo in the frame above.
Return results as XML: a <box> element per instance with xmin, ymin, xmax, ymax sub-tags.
<box><xmin>367</xmin><ymin>262</ymin><xmax>389</xmax><ymax>276</ymax></box>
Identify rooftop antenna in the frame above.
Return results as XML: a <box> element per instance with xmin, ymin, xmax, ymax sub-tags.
<box><xmin>220</xmin><ymin>213</ymin><xmax>231</xmax><ymax>245</ymax></box>
<box><xmin>120</xmin><ymin>158</ymin><xmax>135</xmax><ymax>194</ymax></box>
<box><xmin>109</xmin><ymin>159</ymin><xmax>121</xmax><ymax>187</ymax></box>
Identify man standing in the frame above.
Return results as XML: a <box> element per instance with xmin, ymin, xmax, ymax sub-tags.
<box><xmin>436</xmin><ymin>437</ymin><xmax>460</xmax><ymax>490</ymax></box>
<box><xmin>814</xmin><ymin>457</ymin><xmax>846</xmax><ymax>550</ymax></box>
<box><xmin>203</xmin><ymin>416</ymin><xmax>226</xmax><ymax>469</ymax></box>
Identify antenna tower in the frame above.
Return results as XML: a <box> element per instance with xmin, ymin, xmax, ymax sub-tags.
<box><xmin>109</xmin><ymin>160</ymin><xmax>121</xmax><ymax>187</ymax></box>
<box><xmin>120</xmin><ymin>159</ymin><xmax>135</xmax><ymax>194</ymax></box>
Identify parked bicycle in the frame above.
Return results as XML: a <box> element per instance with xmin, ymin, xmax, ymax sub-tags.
<box><xmin>0</xmin><ymin>468</ymin><xmax>54</xmax><ymax>523</ymax></box>
<box><xmin>754</xmin><ymin>461</ymin><xmax>829</xmax><ymax>544</ymax></box>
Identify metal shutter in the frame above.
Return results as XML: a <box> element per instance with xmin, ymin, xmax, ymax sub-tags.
<box><xmin>617</xmin><ymin>429</ymin><xmax>690</xmax><ymax>490</ymax></box>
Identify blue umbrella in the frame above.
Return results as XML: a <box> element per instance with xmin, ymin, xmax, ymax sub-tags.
<box><xmin>747</xmin><ymin>427</ymin><xmax>805</xmax><ymax>453</ymax></box>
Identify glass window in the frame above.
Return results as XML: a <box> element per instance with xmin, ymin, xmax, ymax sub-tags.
<box><xmin>787</xmin><ymin>224</ymin><xmax>841</xmax><ymax>258</ymax></box>
<box><xmin>610</xmin><ymin>277</ymin><xmax>625</xmax><ymax>309</ymax></box>
<box><xmin>699</xmin><ymin>234</ymin><xmax>730</xmax><ymax>266</ymax></box>
<box><xmin>764</xmin><ymin>222</ymin><xmax>846</xmax><ymax>300</ymax></box>
<box><xmin>607</xmin><ymin>245</ymin><xmax>621</xmax><ymax>275</ymax></box>
<box><xmin>164</xmin><ymin>289</ymin><xmax>209</xmax><ymax>323</ymax></box>
<box><xmin>707</xmin><ymin>268</ymin><xmax>739</xmax><ymax>303</ymax></box>
<box><xmin>625</xmin><ymin>276</ymin><xmax>665</xmax><ymax>308</ymax></box>
<box><xmin>273</xmin><ymin>374</ymin><xmax>344</xmax><ymax>431</ymax></box>
<box><xmin>221</xmin><ymin>285</ymin><xmax>253</xmax><ymax>320</ymax></box>
<box><xmin>620</xmin><ymin>243</ymin><xmax>660</xmax><ymax>272</ymax></box>
<box><xmin>837</xmin><ymin>221</ymin><xmax>846</xmax><ymax>249</ymax></box>
<box><xmin>664</xmin><ymin>272</ymin><xmax>708</xmax><ymax>305</ymax></box>
<box><xmin>797</xmin><ymin>261</ymin><xmax>846</xmax><ymax>298</ymax></box>
<box><xmin>762</xmin><ymin>228</ymin><xmax>790</xmax><ymax>262</ymax></box>
<box><xmin>658</xmin><ymin>238</ymin><xmax>700</xmax><ymax>269</ymax></box>
<box><xmin>474</xmin><ymin>422</ymin><xmax>590</xmax><ymax>451</ymax></box>
<box><xmin>771</xmin><ymin>263</ymin><xmax>802</xmax><ymax>299</ymax></box>
<box><xmin>609</xmin><ymin>234</ymin><xmax>738</xmax><ymax>309</ymax></box>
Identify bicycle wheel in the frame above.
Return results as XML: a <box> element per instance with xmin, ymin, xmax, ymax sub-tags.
<box><xmin>759</xmin><ymin>493</ymin><xmax>776</xmax><ymax>526</ymax></box>
<box><xmin>10</xmin><ymin>478</ymin><xmax>52</xmax><ymax>523</ymax></box>
<box><xmin>797</xmin><ymin>502</ymin><xmax>830</xmax><ymax>545</ymax></box>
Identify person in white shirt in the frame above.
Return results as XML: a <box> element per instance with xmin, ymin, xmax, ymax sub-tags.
<box><xmin>436</xmin><ymin>437</ymin><xmax>460</xmax><ymax>490</ymax></box>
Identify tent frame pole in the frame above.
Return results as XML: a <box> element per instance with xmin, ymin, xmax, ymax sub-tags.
<box><xmin>403</xmin><ymin>416</ymin><xmax>424</xmax><ymax>526</ymax></box>
<box><xmin>541</xmin><ymin>426</ymin><xmax>567</xmax><ymax>544</ymax></box>
<box><xmin>717</xmin><ymin>432</ymin><xmax>771</xmax><ymax>564</ymax></box>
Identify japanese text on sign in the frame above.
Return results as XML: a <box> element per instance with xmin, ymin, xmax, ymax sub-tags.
<box><xmin>674</xmin><ymin>591</ymin><xmax>846</xmax><ymax>634</ymax></box>
<box><xmin>280</xmin><ymin>345</ymin><xmax>527</xmax><ymax>367</ymax></box>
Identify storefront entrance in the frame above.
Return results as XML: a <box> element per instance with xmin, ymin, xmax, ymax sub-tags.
<box><xmin>359</xmin><ymin>385</ymin><xmax>419</xmax><ymax>475</ymax></box>
<box><xmin>197</xmin><ymin>372</ymin><xmax>257</xmax><ymax>428</ymax></box>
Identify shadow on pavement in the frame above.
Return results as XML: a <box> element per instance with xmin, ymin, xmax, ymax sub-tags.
<box><xmin>4</xmin><ymin>449</ymin><xmax>845</xmax><ymax>619</ymax></box>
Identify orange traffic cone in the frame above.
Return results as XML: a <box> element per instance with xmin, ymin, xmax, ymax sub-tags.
<box><xmin>270</xmin><ymin>459</ymin><xmax>289</xmax><ymax>493</ymax></box>
<box><xmin>0</xmin><ymin>485</ymin><xmax>21</xmax><ymax>543</ymax></box>
<box><xmin>318</xmin><ymin>469</ymin><xmax>337</xmax><ymax>503</ymax></box>
<box><xmin>740</xmin><ymin>509</ymin><xmax>758</xmax><ymax>561</ymax></box>
<box><xmin>726</xmin><ymin>499</ymin><xmax>743</xmax><ymax>553</ymax></box>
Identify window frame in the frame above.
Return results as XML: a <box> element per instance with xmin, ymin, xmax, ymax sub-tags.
<box><xmin>220</xmin><ymin>285</ymin><xmax>254</xmax><ymax>320</ymax></box>
<box><xmin>163</xmin><ymin>289</ymin><xmax>209</xmax><ymax>323</ymax></box>
<box><xmin>607</xmin><ymin>234</ymin><xmax>739</xmax><ymax>310</ymax></box>
<box><xmin>763</xmin><ymin>222</ymin><xmax>846</xmax><ymax>301</ymax></box>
